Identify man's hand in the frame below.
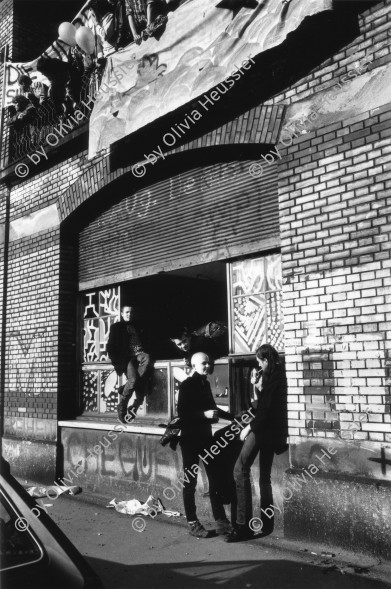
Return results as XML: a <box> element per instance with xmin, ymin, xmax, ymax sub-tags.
<box><xmin>204</xmin><ymin>409</ymin><xmax>218</xmax><ymax>420</ymax></box>
<box><xmin>240</xmin><ymin>424</ymin><xmax>251</xmax><ymax>442</ymax></box>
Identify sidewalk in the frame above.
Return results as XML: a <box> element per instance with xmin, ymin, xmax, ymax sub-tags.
<box><xmin>36</xmin><ymin>488</ymin><xmax>391</xmax><ymax>589</ymax></box>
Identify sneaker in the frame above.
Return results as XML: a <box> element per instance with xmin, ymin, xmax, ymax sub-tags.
<box><xmin>188</xmin><ymin>520</ymin><xmax>215</xmax><ymax>538</ymax></box>
<box><xmin>224</xmin><ymin>524</ymin><xmax>254</xmax><ymax>543</ymax></box>
<box><xmin>215</xmin><ymin>518</ymin><xmax>233</xmax><ymax>536</ymax></box>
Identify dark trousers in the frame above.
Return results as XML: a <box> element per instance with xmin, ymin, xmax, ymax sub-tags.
<box><xmin>122</xmin><ymin>352</ymin><xmax>151</xmax><ymax>397</ymax></box>
<box><xmin>179</xmin><ymin>438</ymin><xmax>227</xmax><ymax>523</ymax></box>
<box><xmin>233</xmin><ymin>432</ymin><xmax>274</xmax><ymax>527</ymax></box>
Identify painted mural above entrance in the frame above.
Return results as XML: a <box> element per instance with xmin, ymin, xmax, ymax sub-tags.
<box><xmin>88</xmin><ymin>0</ymin><xmax>333</xmax><ymax>156</ymax></box>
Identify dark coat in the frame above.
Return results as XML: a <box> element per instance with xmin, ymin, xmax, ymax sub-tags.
<box><xmin>7</xmin><ymin>103</ymin><xmax>36</xmax><ymax>130</ymax></box>
<box><xmin>178</xmin><ymin>372</ymin><xmax>233</xmax><ymax>439</ymax></box>
<box><xmin>106</xmin><ymin>320</ymin><xmax>142</xmax><ymax>373</ymax></box>
<box><xmin>182</xmin><ymin>334</ymin><xmax>228</xmax><ymax>366</ymax></box>
<box><xmin>250</xmin><ymin>364</ymin><xmax>288</xmax><ymax>451</ymax></box>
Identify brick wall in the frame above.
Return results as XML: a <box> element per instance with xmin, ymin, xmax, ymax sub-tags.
<box><xmin>1</xmin><ymin>1</ymin><xmax>389</xmax><ymax>463</ymax></box>
<box><xmin>279</xmin><ymin>102</ymin><xmax>391</xmax><ymax>444</ymax></box>
<box><xmin>4</xmin><ymin>228</ymin><xmax>60</xmax><ymax>420</ymax></box>
<box><xmin>0</xmin><ymin>0</ymin><xmax>14</xmax><ymax>164</ymax></box>
<box><xmin>58</xmin><ymin>227</ymin><xmax>78</xmax><ymax>420</ymax></box>
<box><xmin>268</xmin><ymin>1</ymin><xmax>391</xmax><ymax>108</ymax></box>
<box><xmin>12</xmin><ymin>0</ymin><xmax>80</xmax><ymax>63</ymax></box>
<box><xmin>0</xmin><ymin>185</ymin><xmax>8</xmax><ymax>419</ymax></box>
<box><xmin>274</xmin><ymin>1</ymin><xmax>391</xmax><ymax>451</ymax></box>
<box><xmin>0</xmin><ymin>0</ymin><xmax>82</xmax><ymax>63</ymax></box>
<box><xmin>0</xmin><ymin>0</ymin><xmax>13</xmax><ymax>57</ymax></box>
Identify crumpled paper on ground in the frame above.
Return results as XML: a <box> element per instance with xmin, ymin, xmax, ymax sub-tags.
<box><xmin>27</xmin><ymin>485</ymin><xmax>82</xmax><ymax>498</ymax></box>
<box><xmin>107</xmin><ymin>495</ymin><xmax>181</xmax><ymax>518</ymax></box>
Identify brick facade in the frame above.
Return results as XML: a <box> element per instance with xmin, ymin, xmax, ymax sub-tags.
<box><xmin>279</xmin><ymin>103</ymin><xmax>391</xmax><ymax>444</ymax></box>
<box><xmin>0</xmin><ymin>0</ymin><xmax>13</xmax><ymax>59</ymax></box>
<box><xmin>5</xmin><ymin>228</ymin><xmax>60</xmax><ymax>418</ymax></box>
<box><xmin>1</xmin><ymin>0</ymin><xmax>390</xmax><ymax>554</ymax></box>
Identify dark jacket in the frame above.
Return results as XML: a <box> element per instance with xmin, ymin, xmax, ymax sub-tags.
<box><xmin>7</xmin><ymin>103</ymin><xmax>36</xmax><ymax>130</ymax></box>
<box><xmin>250</xmin><ymin>364</ymin><xmax>288</xmax><ymax>450</ymax></box>
<box><xmin>182</xmin><ymin>335</ymin><xmax>219</xmax><ymax>366</ymax></box>
<box><xmin>106</xmin><ymin>320</ymin><xmax>143</xmax><ymax>373</ymax></box>
<box><xmin>178</xmin><ymin>372</ymin><xmax>233</xmax><ymax>440</ymax></box>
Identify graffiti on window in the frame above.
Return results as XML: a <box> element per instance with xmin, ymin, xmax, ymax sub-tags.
<box><xmin>100</xmin><ymin>369</ymin><xmax>120</xmax><ymax>413</ymax></box>
<box><xmin>82</xmin><ymin>287</ymin><xmax>120</xmax><ymax>413</ymax></box>
<box><xmin>83</xmin><ymin>288</ymin><xmax>120</xmax><ymax>363</ymax></box>
<box><xmin>231</xmin><ymin>254</ymin><xmax>284</xmax><ymax>353</ymax></box>
<box><xmin>82</xmin><ymin>371</ymin><xmax>99</xmax><ymax>412</ymax></box>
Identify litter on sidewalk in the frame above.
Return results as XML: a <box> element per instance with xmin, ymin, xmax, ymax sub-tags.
<box><xmin>26</xmin><ymin>485</ymin><xmax>82</xmax><ymax>497</ymax></box>
<box><xmin>107</xmin><ymin>495</ymin><xmax>181</xmax><ymax>518</ymax></box>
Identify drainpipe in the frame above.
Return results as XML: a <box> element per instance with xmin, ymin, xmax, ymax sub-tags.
<box><xmin>0</xmin><ymin>45</ymin><xmax>10</xmax><ymax>452</ymax></box>
<box><xmin>0</xmin><ymin>44</ymin><xmax>9</xmax><ymax>170</ymax></box>
<box><xmin>0</xmin><ymin>184</ymin><xmax>10</xmax><ymax>452</ymax></box>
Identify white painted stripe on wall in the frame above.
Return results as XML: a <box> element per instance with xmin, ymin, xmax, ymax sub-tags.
<box><xmin>10</xmin><ymin>204</ymin><xmax>60</xmax><ymax>241</ymax></box>
<box><xmin>58</xmin><ymin>420</ymin><xmax>164</xmax><ymax>436</ymax></box>
<box><xmin>58</xmin><ymin>420</ymin><xmax>229</xmax><ymax>435</ymax></box>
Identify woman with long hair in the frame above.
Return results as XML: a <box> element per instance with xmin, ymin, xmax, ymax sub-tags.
<box><xmin>226</xmin><ymin>343</ymin><xmax>288</xmax><ymax>542</ymax></box>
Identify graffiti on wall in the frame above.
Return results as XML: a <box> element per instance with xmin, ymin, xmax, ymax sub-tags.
<box><xmin>7</xmin><ymin>328</ymin><xmax>48</xmax><ymax>396</ymax></box>
<box><xmin>293</xmin><ymin>439</ymin><xmax>391</xmax><ymax>482</ymax></box>
<box><xmin>63</xmin><ymin>430</ymin><xmax>211</xmax><ymax>494</ymax></box>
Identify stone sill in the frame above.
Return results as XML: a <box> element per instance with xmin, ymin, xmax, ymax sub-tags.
<box><xmin>58</xmin><ymin>419</ymin><xmax>229</xmax><ymax>436</ymax></box>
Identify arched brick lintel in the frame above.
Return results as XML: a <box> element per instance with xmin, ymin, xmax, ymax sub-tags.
<box><xmin>57</xmin><ymin>144</ymin><xmax>274</xmax><ymax>224</ymax></box>
<box><xmin>57</xmin><ymin>103</ymin><xmax>286</xmax><ymax>223</ymax></box>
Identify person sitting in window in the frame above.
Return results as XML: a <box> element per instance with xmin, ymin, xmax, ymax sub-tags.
<box><xmin>170</xmin><ymin>321</ymin><xmax>228</xmax><ymax>367</ymax></box>
<box><xmin>18</xmin><ymin>74</ymin><xmax>48</xmax><ymax>107</ymax></box>
<box><xmin>107</xmin><ymin>305</ymin><xmax>153</xmax><ymax>423</ymax></box>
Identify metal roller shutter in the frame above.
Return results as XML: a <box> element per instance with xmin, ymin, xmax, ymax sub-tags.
<box><xmin>79</xmin><ymin>159</ymin><xmax>279</xmax><ymax>290</ymax></box>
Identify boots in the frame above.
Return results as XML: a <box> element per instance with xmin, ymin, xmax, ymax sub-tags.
<box><xmin>225</xmin><ymin>524</ymin><xmax>253</xmax><ymax>543</ymax></box>
<box><xmin>117</xmin><ymin>389</ymin><xmax>131</xmax><ymax>424</ymax></box>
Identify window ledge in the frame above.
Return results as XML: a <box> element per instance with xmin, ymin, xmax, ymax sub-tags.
<box><xmin>58</xmin><ymin>420</ymin><xmax>231</xmax><ymax>436</ymax></box>
<box><xmin>58</xmin><ymin>420</ymin><xmax>163</xmax><ymax>436</ymax></box>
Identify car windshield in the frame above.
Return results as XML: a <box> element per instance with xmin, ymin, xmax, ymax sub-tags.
<box><xmin>0</xmin><ymin>490</ymin><xmax>43</xmax><ymax>572</ymax></box>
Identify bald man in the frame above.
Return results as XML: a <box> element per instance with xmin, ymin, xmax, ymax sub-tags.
<box><xmin>177</xmin><ymin>352</ymin><xmax>234</xmax><ymax>538</ymax></box>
